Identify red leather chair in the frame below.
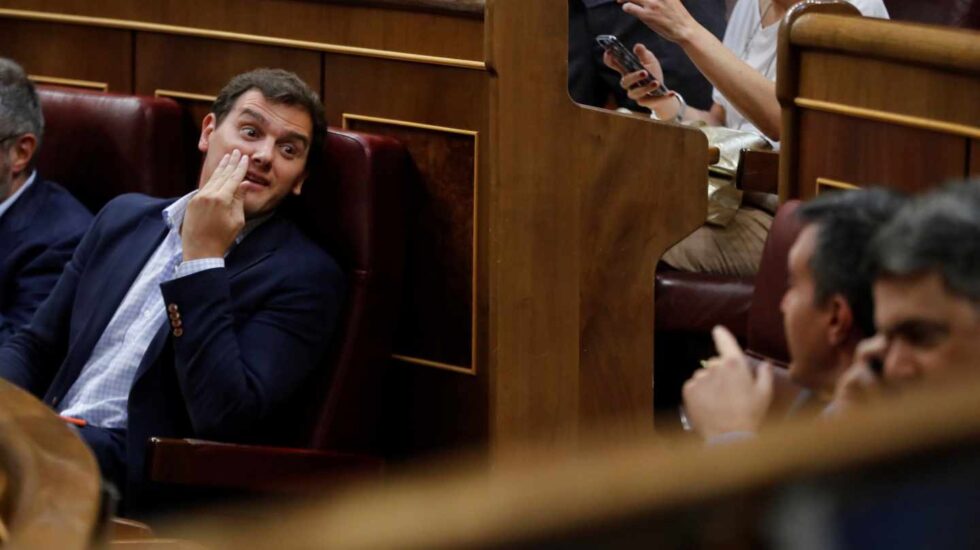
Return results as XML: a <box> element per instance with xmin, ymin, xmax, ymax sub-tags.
<box><xmin>36</xmin><ymin>86</ymin><xmax>191</xmax><ymax>211</ymax></box>
<box><xmin>145</xmin><ymin>128</ymin><xmax>409</xmax><ymax>494</ymax></box>
<box><xmin>654</xmin><ymin>201</ymin><xmax>803</xmax><ymax>420</ymax></box>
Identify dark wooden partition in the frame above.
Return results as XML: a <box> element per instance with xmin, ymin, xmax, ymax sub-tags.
<box><xmin>0</xmin><ymin>0</ymin><xmax>707</xmax><ymax>460</ymax></box>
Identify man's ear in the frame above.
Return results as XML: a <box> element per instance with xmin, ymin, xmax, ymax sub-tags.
<box><xmin>198</xmin><ymin>113</ymin><xmax>216</xmax><ymax>153</ymax></box>
<box><xmin>9</xmin><ymin>134</ymin><xmax>37</xmax><ymax>177</ymax></box>
<box><xmin>291</xmin><ymin>172</ymin><xmax>307</xmax><ymax>196</ymax></box>
<box><xmin>826</xmin><ymin>294</ymin><xmax>855</xmax><ymax>346</ymax></box>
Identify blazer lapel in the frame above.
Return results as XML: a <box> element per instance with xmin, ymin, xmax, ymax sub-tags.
<box><xmin>224</xmin><ymin>215</ymin><xmax>286</xmax><ymax>280</ymax></box>
<box><xmin>65</xmin><ymin>211</ymin><xmax>169</xmax><ymax>372</ymax></box>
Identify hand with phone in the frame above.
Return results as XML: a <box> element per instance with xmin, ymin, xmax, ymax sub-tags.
<box><xmin>826</xmin><ymin>334</ymin><xmax>888</xmax><ymax>418</ymax></box>
<box><xmin>599</xmin><ymin>37</ymin><xmax>683</xmax><ymax>119</ymax></box>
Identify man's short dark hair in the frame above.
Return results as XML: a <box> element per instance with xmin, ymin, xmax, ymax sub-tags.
<box><xmin>797</xmin><ymin>188</ymin><xmax>907</xmax><ymax>336</ymax></box>
<box><xmin>0</xmin><ymin>58</ymin><xmax>44</xmax><ymax>155</ymax></box>
<box><xmin>871</xmin><ymin>180</ymin><xmax>980</xmax><ymax>304</ymax></box>
<box><xmin>211</xmin><ymin>68</ymin><xmax>326</xmax><ymax>174</ymax></box>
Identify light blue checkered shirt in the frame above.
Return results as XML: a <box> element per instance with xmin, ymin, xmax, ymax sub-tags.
<box><xmin>58</xmin><ymin>191</ymin><xmax>266</xmax><ymax>429</ymax></box>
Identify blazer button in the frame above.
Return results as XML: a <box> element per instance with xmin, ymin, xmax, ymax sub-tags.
<box><xmin>50</xmin><ymin>396</ymin><xmax>60</xmax><ymax>407</ymax></box>
<box><xmin>173</xmin><ymin>327</ymin><xmax>184</xmax><ymax>338</ymax></box>
<box><xmin>171</xmin><ymin>318</ymin><xmax>182</xmax><ymax>328</ymax></box>
<box><xmin>168</xmin><ymin>311</ymin><xmax>180</xmax><ymax>321</ymax></box>
<box><xmin>167</xmin><ymin>303</ymin><xmax>179</xmax><ymax>314</ymax></box>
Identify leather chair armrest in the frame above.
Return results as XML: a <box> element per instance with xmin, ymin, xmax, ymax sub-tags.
<box><xmin>655</xmin><ymin>269</ymin><xmax>754</xmax><ymax>339</ymax></box>
<box><xmin>734</xmin><ymin>149</ymin><xmax>779</xmax><ymax>195</ymax></box>
<box><xmin>146</xmin><ymin>438</ymin><xmax>383</xmax><ymax>492</ymax></box>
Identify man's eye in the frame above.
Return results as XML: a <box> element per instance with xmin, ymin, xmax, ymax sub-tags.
<box><xmin>281</xmin><ymin>144</ymin><xmax>299</xmax><ymax>158</ymax></box>
<box><xmin>241</xmin><ymin>126</ymin><xmax>258</xmax><ymax>138</ymax></box>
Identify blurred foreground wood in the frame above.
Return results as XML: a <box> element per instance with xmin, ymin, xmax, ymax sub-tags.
<box><xmin>0</xmin><ymin>379</ymin><xmax>101</xmax><ymax>549</ymax></box>
<box><xmin>162</xmin><ymin>372</ymin><xmax>980</xmax><ymax>549</ymax></box>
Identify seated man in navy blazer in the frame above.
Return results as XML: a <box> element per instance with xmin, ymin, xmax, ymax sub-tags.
<box><xmin>0</xmin><ymin>58</ymin><xmax>92</xmax><ymax>345</ymax></box>
<box><xmin>0</xmin><ymin>68</ymin><xmax>345</xmax><ymax>505</ymax></box>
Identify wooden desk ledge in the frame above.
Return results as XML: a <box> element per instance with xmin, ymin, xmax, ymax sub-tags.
<box><xmin>147</xmin><ymin>438</ymin><xmax>384</xmax><ymax>492</ymax></box>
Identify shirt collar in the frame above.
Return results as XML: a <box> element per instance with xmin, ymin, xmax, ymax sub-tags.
<box><xmin>163</xmin><ymin>190</ymin><xmax>274</xmax><ymax>245</ymax></box>
<box><xmin>0</xmin><ymin>170</ymin><xmax>38</xmax><ymax>222</ymax></box>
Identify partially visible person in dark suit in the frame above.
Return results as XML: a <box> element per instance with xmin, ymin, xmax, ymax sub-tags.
<box><xmin>0</xmin><ymin>58</ymin><xmax>92</xmax><ymax>346</ymax></box>
<box><xmin>0</xmin><ymin>68</ymin><xmax>345</xmax><ymax>508</ymax></box>
<box><xmin>568</xmin><ymin>0</ymin><xmax>727</xmax><ymax>110</ymax></box>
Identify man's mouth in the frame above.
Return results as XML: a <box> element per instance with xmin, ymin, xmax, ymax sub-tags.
<box><xmin>243</xmin><ymin>172</ymin><xmax>270</xmax><ymax>187</ymax></box>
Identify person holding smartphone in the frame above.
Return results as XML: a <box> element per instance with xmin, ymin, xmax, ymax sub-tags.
<box><xmin>608</xmin><ymin>0</ymin><xmax>889</xmax><ymax>139</ymax></box>
<box><xmin>605</xmin><ymin>0</ymin><xmax>889</xmax><ymax>277</ymax></box>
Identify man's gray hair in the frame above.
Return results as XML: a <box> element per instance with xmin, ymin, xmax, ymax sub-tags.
<box><xmin>0</xmin><ymin>58</ymin><xmax>44</xmax><ymax>147</ymax></box>
<box><xmin>871</xmin><ymin>180</ymin><xmax>980</xmax><ymax>303</ymax></box>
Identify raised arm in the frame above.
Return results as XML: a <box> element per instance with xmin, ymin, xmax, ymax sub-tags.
<box><xmin>619</xmin><ymin>0</ymin><xmax>782</xmax><ymax>140</ymax></box>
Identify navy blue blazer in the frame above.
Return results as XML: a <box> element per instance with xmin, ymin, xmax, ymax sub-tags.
<box><xmin>0</xmin><ymin>193</ymin><xmax>345</xmax><ymax>500</ymax></box>
<box><xmin>0</xmin><ymin>178</ymin><xmax>92</xmax><ymax>346</ymax></box>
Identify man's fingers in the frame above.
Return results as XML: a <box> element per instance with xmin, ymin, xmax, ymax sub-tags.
<box><xmin>755</xmin><ymin>362</ymin><xmax>774</xmax><ymax>398</ymax></box>
<box><xmin>712</xmin><ymin>325</ymin><xmax>743</xmax><ymax>359</ymax></box>
<box><xmin>205</xmin><ymin>153</ymin><xmax>232</xmax><ymax>191</ymax></box>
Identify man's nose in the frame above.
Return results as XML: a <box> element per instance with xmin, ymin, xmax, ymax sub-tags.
<box><xmin>249</xmin><ymin>138</ymin><xmax>274</xmax><ymax>167</ymax></box>
<box><xmin>883</xmin><ymin>340</ymin><xmax>919</xmax><ymax>382</ymax></box>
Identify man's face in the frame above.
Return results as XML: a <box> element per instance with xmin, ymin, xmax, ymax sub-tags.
<box><xmin>873</xmin><ymin>272</ymin><xmax>980</xmax><ymax>385</ymax></box>
<box><xmin>198</xmin><ymin>89</ymin><xmax>313</xmax><ymax>218</ymax></box>
<box><xmin>781</xmin><ymin>224</ymin><xmax>836</xmax><ymax>390</ymax></box>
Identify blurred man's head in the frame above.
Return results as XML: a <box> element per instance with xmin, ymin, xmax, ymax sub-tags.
<box><xmin>781</xmin><ymin>189</ymin><xmax>906</xmax><ymax>393</ymax></box>
<box><xmin>871</xmin><ymin>181</ymin><xmax>980</xmax><ymax>385</ymax></box>
<box><xmin>197</xmin><ymin>68</ymin><xmax>326</xmax><ymax>218</ymax></box>
<box><xmin>0</xmin><ymin>58</ymin><xmax>43</xmax><ymax>200</ymax></box>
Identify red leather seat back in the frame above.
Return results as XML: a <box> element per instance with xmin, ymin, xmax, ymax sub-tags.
<box><xmin>883</xmin><ymin>0</ymin><xmax>980</xmax><ymax>28</ymax></box>
<box><xmin>283</xmin><ymin>128</ymin><xmax>408</xmax><ymax>453</ymax></box>
<box><xmin>745</xmin><ymin>200</ymin><xmax>803</xmax><ymax>364</ymax></box>
<box><xmin>36</xmin><ymin>87</ymin><xmax>190</xmax><ymax>212</ymax></box>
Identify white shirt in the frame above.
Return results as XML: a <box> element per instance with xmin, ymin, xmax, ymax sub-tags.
<box><xmin>713</xmin><ymin>0</ymin><xmax>890</xmax><ymax>138</ymax></box>
<box><xmin>0</xmin><ymin>170</ymin><xmax>37</xmax><ymax>221</ymax></box>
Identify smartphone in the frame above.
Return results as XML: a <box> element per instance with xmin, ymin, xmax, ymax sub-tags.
<box><xmin>595</xmin><ymin>34</ymin><xmax>669</xmax><ymax>97</ymax></box>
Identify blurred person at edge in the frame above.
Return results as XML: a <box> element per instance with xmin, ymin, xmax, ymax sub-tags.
<box><xmin>0</xmin><ymin>58</ymin><xmax>91</xmax><ymax>346</ymax></box>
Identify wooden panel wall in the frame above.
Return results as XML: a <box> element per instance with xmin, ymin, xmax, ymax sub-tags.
<box><xmin>0</xmin><ymin>19</ymin><xmax>132</xmax><ymax>92</ymax></box>
<box><xmin>0</xmin><ymin>0</ymin><xmax>484</xmax><ymax>61</ymax></box>
<box><xmin>778</xmin><ymin>8</ymin><xmax>980</xmax><ymax>200</ymax></box>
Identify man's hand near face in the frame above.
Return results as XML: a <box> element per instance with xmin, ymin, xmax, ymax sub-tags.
<box><xmin>683</xmin><ymin>326</ymin><xmax>775</xmax><ymax>439</ymax></box>
<box><xmin>825</xmin><ymin>335</ymin><xmax>886</xmax><ymax>418</ymax></box>
<box><xmin>182</xmin><ymin>149</ymin><xmax>249</xmax><ymax>261</ymax></box>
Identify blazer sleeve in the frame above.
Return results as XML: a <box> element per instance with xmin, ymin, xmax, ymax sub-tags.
<box><xmin>0</xmin><ymin>213</ymin><xmax>102</xmax><ymax>396</ymax></box>
<box><xmin>0</xmin><ymin>230</ymin><xmax>88</xmax><ymax>347</ymax></box>
<box><xmin>158</xmin><ymin>254</ymin><xmax>345</xmax><ymax>440</ymax></box>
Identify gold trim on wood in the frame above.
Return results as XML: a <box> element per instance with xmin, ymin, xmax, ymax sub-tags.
<box><xmin>0</xmin><ymin>8</ymin><xmax>486</xmax><ymax>71</ymax></box>
<box><xmin>28</xmin><ymin>74</ymin><xmax>108</xmax><ymax>92</ymax></box>
<box><xmin>816</xmin><ymin>177</ymin><xmax>860</xmax><ymax>193</ymax></box>
<box><xmin>342</xmin><ymin>114</ymin><xmax>479</xmax><ymax>377</ymax></box>
<box><xmin>391</xmin><ymin>354</ymin><xmax>478</xmax><ymax>376</ymax></box>
<box><xmin>795</xmin><ymin>98</ymin><xmax>980</xmax><ymax>139</ymax></box>
<box><xmin>154</xmin><ymin>89</ymin><xmax>217</xmax><ymax>103</ymax></box>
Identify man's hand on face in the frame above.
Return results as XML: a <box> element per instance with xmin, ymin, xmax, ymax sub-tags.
<box><xmin>826</xmin><ymin>335</ymin><xmax>886</xmax><ymax>418</ymax></box>
<box><xmin>182</xmin><ymin>149</ymin><xmax>249</xmax><ymax>262</ymax></box>
<box><xmin>683</xmin><ymin>326</ymin><xmax>775</xmax><ymax>439</ymax></box>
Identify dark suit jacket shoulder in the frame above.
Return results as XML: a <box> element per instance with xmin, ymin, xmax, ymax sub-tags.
<box><xmin>0</xmin><ymin>178</ymin><xmax>92</xmax><ymax>346</ymax></box>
